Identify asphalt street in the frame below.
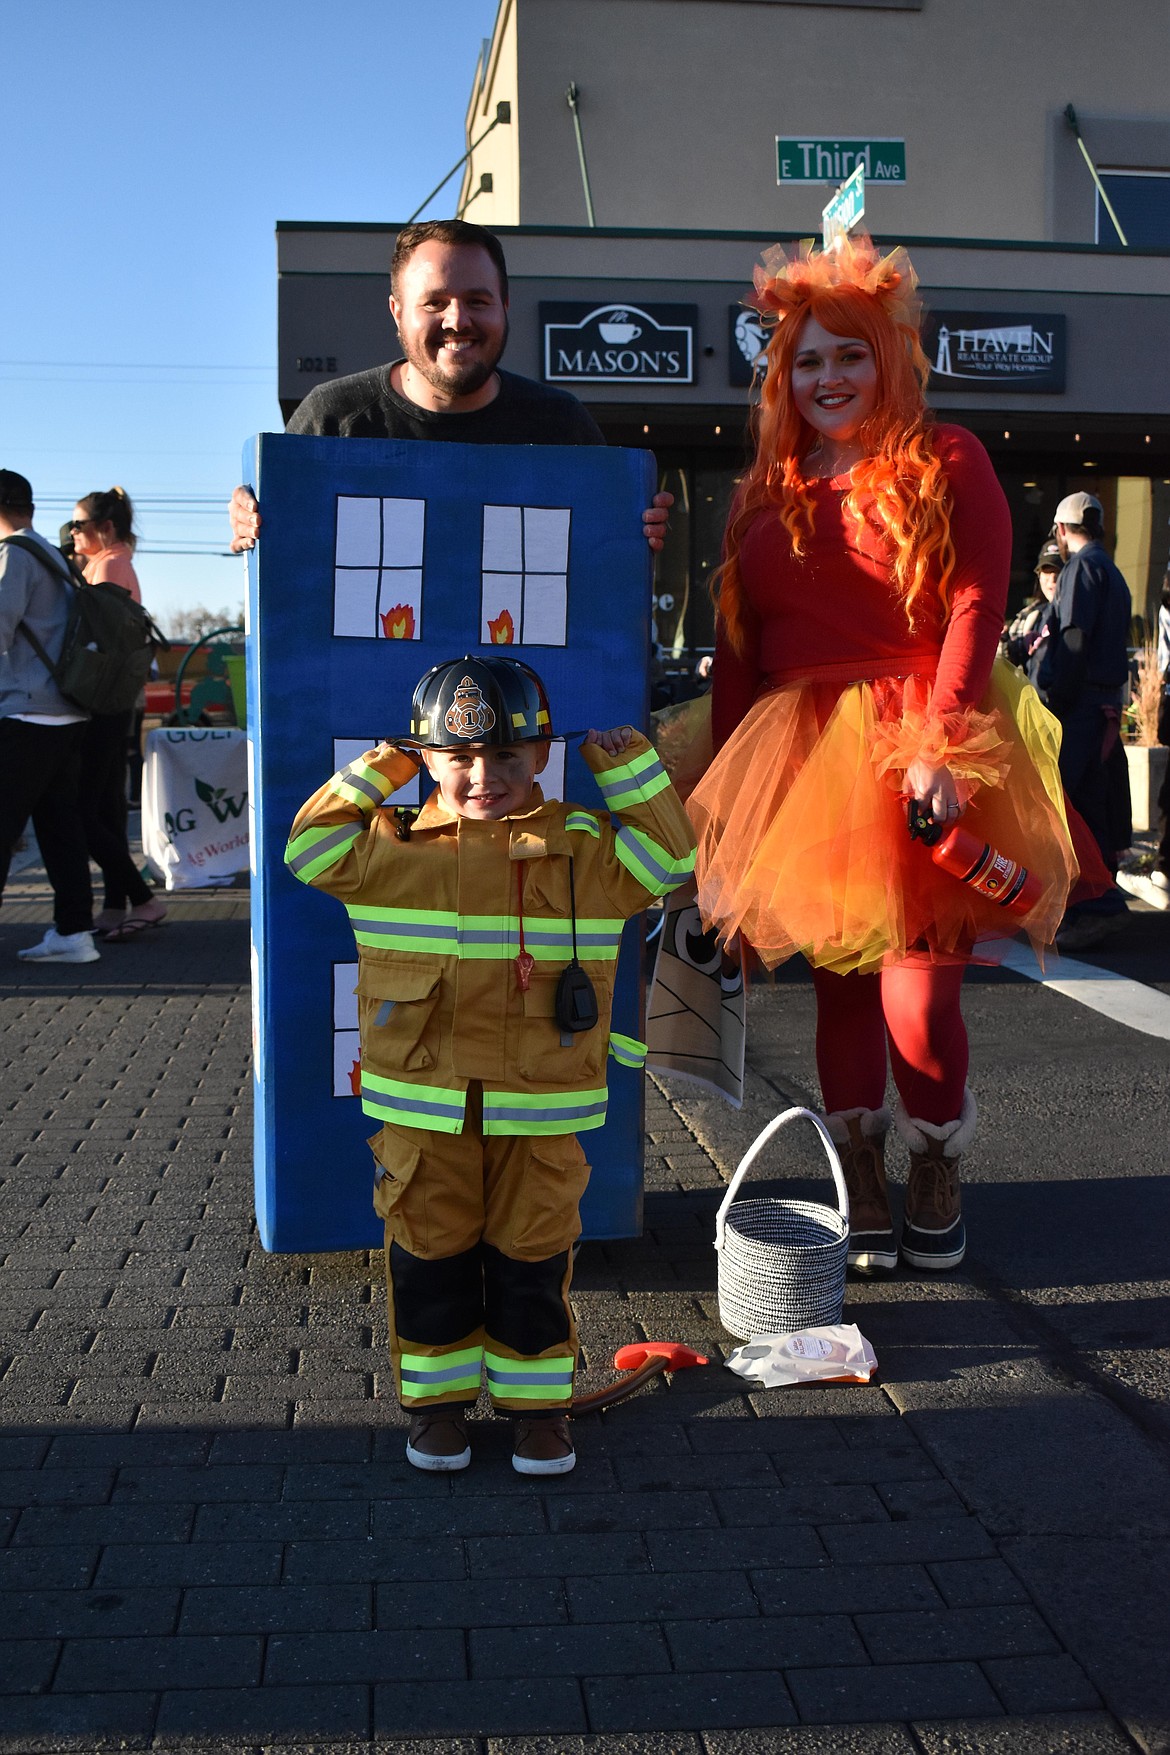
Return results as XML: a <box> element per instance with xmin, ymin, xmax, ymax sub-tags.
<box><xmin>1</xmin><ymin>847</ymin><xmax>1168</xmax><ymax>1755</ymax></box>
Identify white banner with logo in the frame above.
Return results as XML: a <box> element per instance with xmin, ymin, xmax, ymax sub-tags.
<box><xmin>142</xmin><ymin>726</ymin><xmax>249</xmax><ymax>890</ymax></box>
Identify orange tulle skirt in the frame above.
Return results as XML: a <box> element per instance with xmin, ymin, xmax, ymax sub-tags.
<box><xmin>687</xmin><ymin>658</ymin><xmax>1078</xmax><ymax>975</ymax></box>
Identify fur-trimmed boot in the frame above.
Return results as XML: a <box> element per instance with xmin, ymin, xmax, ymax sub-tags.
<box><xmin>894</xmin><ymin>1089</ymin><xmax>976</xmax><ymax>1271</ymax></box>
<box><xmin>825</xmin><ymin>1105</ymin><xmax>896</xmax><ymax>1277</ymax></box>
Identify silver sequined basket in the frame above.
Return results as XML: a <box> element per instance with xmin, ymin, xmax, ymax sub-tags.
<box><xmin>714</xmin><ymin>1106</ymin><xmax>850</xmax><ymax>1340</ymax></box>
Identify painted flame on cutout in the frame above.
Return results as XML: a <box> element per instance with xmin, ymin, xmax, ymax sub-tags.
<box><xmin>487</xmin><ymin>608</ymin><xmax>515</xmax><ymax>645</ymax></box>
<box><xmin>349</xmin><ymin>1059</ymin><xmax>362</xmax><ymax>1097</ymax></box>
<box><xmin>380</xmin><ymin>604</ymin><xmax>416</xmax><ymax>640</ymax></box>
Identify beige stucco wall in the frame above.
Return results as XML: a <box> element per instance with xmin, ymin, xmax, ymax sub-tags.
<box><xmin>465</xmin><ymin>0</ymin><xmax>1169</xmax><ymax>240</ymax></box>
<box><xmin>458</xmin><ymin>0</ymin><xmax>520</xmax><ymax>224</ymax></box>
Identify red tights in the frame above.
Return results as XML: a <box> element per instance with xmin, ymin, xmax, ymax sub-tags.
<box><xmin>811</xmin><ymin>957</ymin><xmax>969</xmax><ymax>1126</ymax></box>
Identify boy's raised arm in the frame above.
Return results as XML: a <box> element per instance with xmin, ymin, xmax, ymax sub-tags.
<box><xmin>284</xmin><ymin>743</ymin><xmax>421</xmax><ymax>899</ymax></box>
<box><xmin>577</xmin><ymin>729</ymin><xmax>696</xmax><ymax>910</ymax></box>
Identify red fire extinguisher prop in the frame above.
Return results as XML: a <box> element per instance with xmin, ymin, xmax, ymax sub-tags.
<box><xmin>907</xmin><ymin>802</ymin><xmax>1042</xmax><ymax>917</ymax></box>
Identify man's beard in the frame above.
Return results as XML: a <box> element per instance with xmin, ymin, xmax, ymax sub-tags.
<box><xmin>405</xmin><ymin>314</ymin><xmax>509</xmax><ymax>398</ymax></box>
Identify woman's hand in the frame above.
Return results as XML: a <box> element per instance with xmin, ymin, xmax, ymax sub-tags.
<box><xmin>905</xmin><ymin>759</ymin><xmax>962</xmax><ymax>828</ymax></box>
<box><xmin>583</xmin><ymin>725</ymin><xmax>637</xmax><ymax>755</ymax></box>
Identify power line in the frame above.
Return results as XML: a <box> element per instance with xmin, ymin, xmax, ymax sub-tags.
<box><xmin>0</xmin><ymin>357</ymin><xmax>271</xmax><ymax>371</ymax></box>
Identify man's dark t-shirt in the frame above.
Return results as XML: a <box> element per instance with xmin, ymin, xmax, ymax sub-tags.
<box><xmin>287</xmin><ymin>364</ymin><xmax>605</xmax><ymax>446</ymax></box>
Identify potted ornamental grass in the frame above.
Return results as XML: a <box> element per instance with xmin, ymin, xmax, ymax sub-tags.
<box><xmin>1123</xmin><ymin>637</ymin><xmax>1168</xmax><ymax>834</ymax></box>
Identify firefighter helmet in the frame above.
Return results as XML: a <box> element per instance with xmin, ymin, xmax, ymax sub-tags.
<box><xmin>408</xmin><ymin>655</ymin><xmax>553</xmax><ymax>748</ymax></box>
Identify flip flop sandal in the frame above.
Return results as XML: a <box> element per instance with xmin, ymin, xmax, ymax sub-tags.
<box><xmin>102</xmin><ymin>914</ymin><xmax>165</xmax><ymax>943</ymax></box>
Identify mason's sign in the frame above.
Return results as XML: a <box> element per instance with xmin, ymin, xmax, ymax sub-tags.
<box><xmin>923</xmin><ymin>311</ymin><xmax>1067</xmax><ymax>393</ymax></box>
<box><xmin>541</xmin><ymin>303</ymin><xmax>697</xmax><ymax>384</ymax></box>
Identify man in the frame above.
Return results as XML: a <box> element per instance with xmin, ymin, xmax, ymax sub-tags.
<box><xmin>1035</xmin><ymin>490</ymin><xmax>1132</xmax><ymax>951</ymax></box>
<box><xmin>230</xmin><ymin>218</ymin><xmax>670</xmax><ymax>549</ymax></box>
<box><xmin>0</xmin><ymin>470</ymin><xmax>99</xmax><ymax>964</ymax></box>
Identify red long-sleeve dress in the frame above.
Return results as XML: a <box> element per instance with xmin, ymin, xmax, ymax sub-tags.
<box><xmin>689</xmin><ymin>425</ymin><xmax>1077</xmax><ymax>972</ymax></box>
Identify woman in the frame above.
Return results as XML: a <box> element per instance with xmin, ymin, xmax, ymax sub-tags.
<box><xmin>69</xmin><ymin>487</ymin><xmax>165</xmax><ymax>940</ymax></box>
<box><xmin>689</xmin><ymin>236</ymin><xmax>1076</xmax><ymax>1276</ymax></box>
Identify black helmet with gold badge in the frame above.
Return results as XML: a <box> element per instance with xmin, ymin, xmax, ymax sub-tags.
<box><xmin>408</xmin><ymin>655</ymin><xmax>552</xmax><ymax>749</ymax></box>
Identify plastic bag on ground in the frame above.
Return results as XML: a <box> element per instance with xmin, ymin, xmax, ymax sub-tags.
<box><xmin>725</xmin><ymin>1323</ymin><xmax>877</xmax><ymax>1387</ymax></box>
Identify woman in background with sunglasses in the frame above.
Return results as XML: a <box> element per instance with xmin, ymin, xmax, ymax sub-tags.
<box><xmin>69</xmin><ymin>488</ymin><xmax>165</xmax><ymax>941</ymax></box>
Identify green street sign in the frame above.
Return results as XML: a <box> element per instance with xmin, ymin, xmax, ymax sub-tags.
<box><xmin>823</xmin><ymin>163</ymin><xmax>865</xmax><ymax>248</ymax></box>
<box><xmin>776</xmin><ymin>138</ymin><xmax>906</xmax><ymax>185</ymax></box>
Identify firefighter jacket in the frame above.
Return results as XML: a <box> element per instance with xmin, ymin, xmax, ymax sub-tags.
<box><xmin>285</xmin><ymin>734</ymin><xmax>696</xmax><ymax>1137</ymax></box>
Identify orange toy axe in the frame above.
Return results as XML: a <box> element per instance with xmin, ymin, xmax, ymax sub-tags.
<box><xmin>570</xmin><ymin>1341</ymin><xmax>709</xmax><ymax>1414</ymax></box>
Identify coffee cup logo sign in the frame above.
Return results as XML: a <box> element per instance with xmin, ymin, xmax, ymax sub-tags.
<box><xmin>923</xmin><ymin>311</ymin><xmax>1067</xmax><ymax>393</ymax></box>
<box><xmin>541</xmin><ymin>302</ymin><xmax>697</xmax><ymax>384</ymax></box>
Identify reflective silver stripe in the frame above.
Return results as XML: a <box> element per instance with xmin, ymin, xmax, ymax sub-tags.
<box><xmin>286</xmin><ymin>824</ymin><xmax>361</xmax><ymax>876</ymax></box>
<box><xmin>486</xmin><ymin>1364</ymin><xmax>574</xmax><ymax>1386</ymax></box>
<box><xmin>483</xmin><ymin>1096</ymin><xmax>608</xmax><ymax>1125</ymax></box>
<box><xmin>402</xmin><ymin>1360</ymin><xmax>482</xmax><ymax>1385</ymax></box>
<box><xmin>340</xmin><ymin>762</ymin><xmax>389</xmax><ymax>803</ymax></box>
<box><xmin>360</xmin><ymin>1081</ymin><xmax>465</xmax><ymax>1121</ymax></box>
<box><xmin>351</xmin><ymin>918</ymin><xmax>459</xmax><ymax>945</ymax></box>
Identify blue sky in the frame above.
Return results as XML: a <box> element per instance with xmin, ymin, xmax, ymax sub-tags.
<box><xmin>1</xmin><ymin>0</ymin><xmax>500</xmax><ymax>630</ymax></box>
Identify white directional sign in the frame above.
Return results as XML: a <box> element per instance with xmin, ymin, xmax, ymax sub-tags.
<box><xmin>823</xmin><ymin>163</ymin><xmax>865</xmax><ymax>249</ymax></box>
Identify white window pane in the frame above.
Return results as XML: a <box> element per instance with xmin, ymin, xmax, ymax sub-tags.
<box><xmin>333</xmin><ymin>964</ymin><xmax>359</xmax><ymax>1030</ymax></box>
<box><xmin>482</xmin><ymin>504</ymin><xmax>523</xmax><ymax>571</ymax></box>
<box><xmin>377</xmin><ymin>571</ymin><xmax>423</xmax><ymax>640</ymax></box>
<box><xmin>524</xmin><ymin>506</ymin><xmax>571</xmax><ymax>572</ymax></box>
<box><xmin>333</xmin><ymin>1029</ymin><xmax>362</xmax><ymax>1096</ymax></box>
<box><xmin>334</xmin><ymin>569</ymin><xmax>380</xmax><ymax>638</ymax></box>
<box><xmin>521</xmin><ymin>574</ymin><xmax>568</xmax><ymax>646</ymax></box>
<box><xmin>335</xmin><ymin>497</ymin><xmax>381</xmax><ymax>566</ymax></box>
<box><xmin>481</xmin><ymin>574</ymin><xmax>523</xmax><ymax>646</ymax></box>
<box><xmin>381</xmin><ymin>497</ymin><xmax>426</xmax><ymax>567</ymax></box>
<box><xmin>541</xmin><ymin>743</ymin><xmax>566</xmax><ymax>802</ymax></box>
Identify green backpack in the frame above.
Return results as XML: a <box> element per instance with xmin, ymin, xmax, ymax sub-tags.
<box><xmin>4</xmin><ymin>533</ymin><xmax>169</xmax><ymax>715</ymax></box>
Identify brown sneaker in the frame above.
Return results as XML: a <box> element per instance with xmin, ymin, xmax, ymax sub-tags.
<box><xmin>405</xmin><ymin>1411</ymin><xmax>471</xmax><ymax>1472</ymax></box>
<box><xmin>512</xmin><ymin>1415</ymin><xmax>575</xmax><ymax>1476</ymax></box>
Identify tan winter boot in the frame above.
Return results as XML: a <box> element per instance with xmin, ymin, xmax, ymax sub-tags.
<box><xmin>825</xmin><ymin>1105</ymin><xmax>896</xmax><ymax>1277</ymax></box>
<box><xmin>894</xmin><ymin>1089</ymin><xmax>976</xmax><ymax>1271</ymax></box>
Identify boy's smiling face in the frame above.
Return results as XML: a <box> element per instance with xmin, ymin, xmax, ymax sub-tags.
<box><xmin>421</xmin><ymin>740</ymin><xmax>548</xmax><ymax>821</ymax></box>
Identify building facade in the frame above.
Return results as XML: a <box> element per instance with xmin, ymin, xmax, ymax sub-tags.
<box><xmin>277</xmin><ymin>0</ymin><xmax>1170</xmax><ymax>667</ymax></box>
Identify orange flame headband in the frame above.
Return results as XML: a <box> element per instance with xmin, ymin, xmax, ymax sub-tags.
<box><xmin>748</xmin><ymin>232</ymin><xmax>922</xmax><ymax>339</ymax></box>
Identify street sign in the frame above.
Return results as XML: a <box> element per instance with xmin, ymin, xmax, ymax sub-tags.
<box><xmin>776</xmin><ymin>137</ymin><xmax>905</xmax><ymax>185</ymax></box>
<box><xmin>823</xmin><ymin>163</ymin><xmax>865</xmax><ymax>249</ymax></box>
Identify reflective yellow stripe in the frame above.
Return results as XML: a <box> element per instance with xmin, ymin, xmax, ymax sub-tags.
<box><xmin>608</xmin><ymin>1032</ymin><xmax>647</xmax><ymax>1069</ymax></box>
<box><xmin>344</xmin><ymin>906</ymin><xmax>623</xmax><ymax>960</ymax></box>
<box><xmin>400</xmin><ymin>1346</ymin><xmax>482</xmax><ymax>1399</ymax></box>
<box><xmin>613</xmin><ymin>824</ymin><xmax>695</xmax><ymax>897</ymax></box>
<box><xmin>360</xmin><ymin>1072</ymin><xmax>466</xmax><ymax>1133</ymax></box>
<box><xmin>485</xmin><ymin>1351</ymin><xmax>573</xmax><ymax>1401</ymax></box>
<box><xmin>482</xmin><ymin>1086</ymin><xmax>608</xmax><ymax>1136</ymax></box>
<box><xmin>330</xmin><ymin>759</ymin><xmax>393</xmax><ymax>810</ymax></box>
<box><xmin>284</xmin><ymin>822</ymin><xmax>362</xmax><ymax>883</ymax></box>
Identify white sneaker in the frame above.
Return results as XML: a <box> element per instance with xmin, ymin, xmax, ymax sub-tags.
<box><xmin>17</xmin><ymin>927</ymin><xmax>100</xmax><ymax>964</ymax></box>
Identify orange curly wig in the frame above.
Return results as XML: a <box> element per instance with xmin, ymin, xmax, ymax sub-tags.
<box><xmin>713</xmin><ymin>234</ymin><xmax>956</xmax><ymax>654</ymax></box>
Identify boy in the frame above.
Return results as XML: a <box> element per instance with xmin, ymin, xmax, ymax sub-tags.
<box><xmin>286</xmin><ymin>655</ymin><xmax>695</xmax><ymax>1474</ymax></box>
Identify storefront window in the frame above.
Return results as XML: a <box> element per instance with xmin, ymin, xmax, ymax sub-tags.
<box><xmin>651</xmin><ymin>453</ymin><xmax>738</xmax><ymax>690</ymax></box>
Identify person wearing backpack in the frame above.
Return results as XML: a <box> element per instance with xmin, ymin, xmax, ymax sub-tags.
<box><xmin>68</xmin><ymin>488</ymin><xmax>166</xmax><ymax>941</ymax></box>
<box><xmin>0</xmin><ymin>470</ymin><xmax>99</xmax><ymax>964</ymax></box>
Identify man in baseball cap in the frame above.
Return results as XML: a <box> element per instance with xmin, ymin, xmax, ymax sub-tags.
<box><xmin>1036</xmin><ymin>490</ymin><xmax>1132</xmax><ymax>950</ymax></box>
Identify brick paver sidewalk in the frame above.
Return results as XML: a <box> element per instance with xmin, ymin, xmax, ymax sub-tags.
<box><xmin>0</xmin><ymin>875</ymin><xmax>1158</xmax><ymax>1752</ymax></box>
